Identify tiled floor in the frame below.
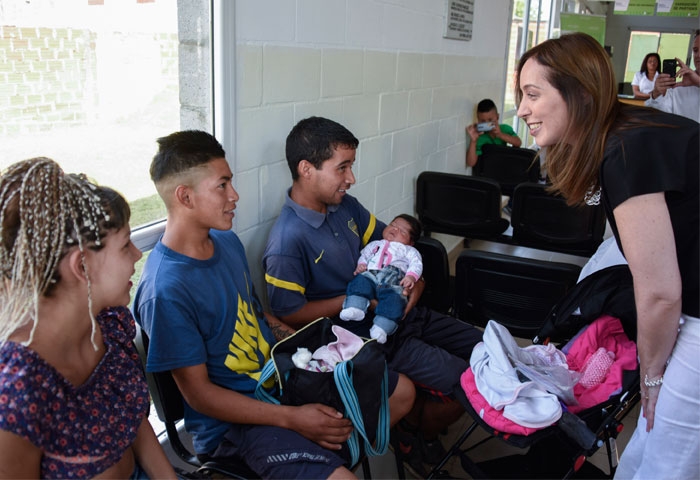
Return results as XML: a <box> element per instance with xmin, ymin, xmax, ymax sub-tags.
<box><xmin>156</xmin><ymin>229</ymin><xmax>641</xmax><ymax>479</ymax></box>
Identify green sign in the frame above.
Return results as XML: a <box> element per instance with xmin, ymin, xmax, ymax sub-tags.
<box><xmin>614</xmin><ymin>0</ymin><xmax>656</xmax><ymax>15</ymax></box>
<box><xmin>656</xmin><ymin>0</ymin><xmax>700</xmax><ymax>17</ymax></box>
<box><xmin>560</xmin><ymin>13</ymin><xmax>606</xmax><ymax>46</ymax></box>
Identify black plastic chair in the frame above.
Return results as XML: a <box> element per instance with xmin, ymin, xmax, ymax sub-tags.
<box><xmin>453</xmin><ymin>250</ymin><xmax>582</xmax><ymax>338</ymax></box>
<box><xmin>414</xmin><ymin>236</ymin><xmax>453</xmax><ymax>314</ymax></box>
<box><xmin>511</xmin><ymin>182</ymin><xmax>606</xmax><ymax>257</ymax></box>
<box><xmin>134</xmin><ymin>326</ymin><xmax>259</xmax><ymax>479</ymax></box>
<box><xmin>416</xmin><ymin>171</ymin><xmax>509</xmax><ymax>242</ymax></box>
<box><xmin>473</xmin><ymin>144</ymin><xmax>540</xmax><ymax>197</ymax></box>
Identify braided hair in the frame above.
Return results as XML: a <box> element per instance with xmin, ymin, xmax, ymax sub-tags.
<box><xmin>0</xmin><ymin>157</ymin><xmax>130</xmax><ymax>348</ymax></box>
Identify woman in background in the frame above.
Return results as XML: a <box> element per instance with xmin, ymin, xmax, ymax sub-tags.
<box><xmin>0</xmin><ymin>158</ymin><xmax>176</xmax><ymax>479</ymax></box>
<box><xmin>631</xmin><ymin>52</ymin><xmax>660</xmax><ymax>99</ymax></box>
<box><xmin>515</xmin><ymin>33</ymin><xmax>698</xmax><ymax>479</ymax></box>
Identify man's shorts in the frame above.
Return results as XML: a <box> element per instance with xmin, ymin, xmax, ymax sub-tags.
<box><xmin>385</xmin><ymin>306</ymin><xmax>483</xmax><ymax>399</ymax></box>
<box><xmin>203</xmin><ymin>372</ymin><xmax>400</xmax><ymax>478</ymax></box>
<box><xmin>207</xmin><ymin>424</ymin><xmax>346</xmax><ymax>479</ymax></box>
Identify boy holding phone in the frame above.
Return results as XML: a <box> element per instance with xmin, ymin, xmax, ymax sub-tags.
<box><xmin>465</xmin><ymin>98</ymin><xmax>522</xmax><ymax>168</ymax></box>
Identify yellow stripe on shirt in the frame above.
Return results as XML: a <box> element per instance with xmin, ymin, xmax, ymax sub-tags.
<box><xmin>265</xmin><ymin>273</ymin><xmax>306</xmax><ymax>294</ymax></box>
<box><xmin>362</xmin><ymin>214</ymin><xmax>377</xmax><ymax>247</ymax></box>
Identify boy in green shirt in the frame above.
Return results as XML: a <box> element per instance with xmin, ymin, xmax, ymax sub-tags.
<box><xmin>465</xmin><ymin>98</ymin><xmax>522</xmax><ymax>168</ymax></box>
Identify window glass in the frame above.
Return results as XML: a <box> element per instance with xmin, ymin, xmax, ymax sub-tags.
<box><xmin>624</xmin><ymin>31</ymin><xmax>691</xmax><ymax>82</ymax></box>
<box><xmin>0</xmin><ymin>0</ymin><xmax>211</xmax><ymax>231</ymax></box>
<box><xmin>503</xmin><ymin>0</ymin><xmax>554</xmax><ymax>147</ymax></box>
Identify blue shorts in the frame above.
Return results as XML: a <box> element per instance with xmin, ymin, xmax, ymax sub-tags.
<box><xmin>207</xmin><ymin>424</ymin><xmax>346</xmax><ymax>479</ymax></box>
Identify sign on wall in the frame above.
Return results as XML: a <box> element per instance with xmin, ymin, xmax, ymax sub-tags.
<box><xmin>656</xmin><ymin>0</ymin><xmax>700</xmax><ymax>16</ymax></box>
<box><xmin>615</xmin><ymin>0</ymin><xmax>699</xmax><ymax>15</ymax></box>
<box><xmin>444</xmin><ymin>0</ymin><xmax>474</xmax><ymax>41</ymax></box>
<box><xmin>614</xmin><ymin>0</ymin><xmax>657</xmax><ymax>15</ymax></box>
<box><xmin>561</xmin><ymin>13</ymin><xmax>607</xmax><ymax>46</ymax></box>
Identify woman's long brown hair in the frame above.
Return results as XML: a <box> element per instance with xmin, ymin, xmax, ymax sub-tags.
<box><xmin>515</xmin><ymin>33</ymin><xmax>620</xmax><ymax>205</ymax></box>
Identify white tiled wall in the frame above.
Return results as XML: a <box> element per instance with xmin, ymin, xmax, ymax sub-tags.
<box><xmin>229</xmin><ymin>0</ymin><xmax>512</xmax><ymax>298</ymax></box>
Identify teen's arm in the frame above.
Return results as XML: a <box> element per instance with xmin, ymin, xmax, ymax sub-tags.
<box><xmin>465</xmin><ymin>124</ymin><xmax>480</xmax><ymax>168</ymax></box>
<box><xmin>131</xmin><ymin>417</ymin><xmax>177</xmax><ymax>479</ymax></box>
<box><xmin>172</xmin><ymin>364</ymin><xmax>352</xmax><ymax>450</ymax></box>
<box><xmin>279</xmin><ymin>297</ymin><xmax>346</xmax><ymax>329</ymax></box>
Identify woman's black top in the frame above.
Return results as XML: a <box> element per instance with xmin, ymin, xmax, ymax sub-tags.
<box><xmin>602</xmin><ymin>106</ymin><xmax>699</xmax><ymax>317</ymax></box>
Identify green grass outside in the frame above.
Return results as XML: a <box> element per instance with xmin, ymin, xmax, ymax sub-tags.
<box><xmin>128</xmin><ymin>194</ymin><xmax>167</xmax><ymax>305</ymax></box>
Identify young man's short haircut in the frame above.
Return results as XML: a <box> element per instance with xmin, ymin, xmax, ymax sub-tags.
<box><xmin>394</xmin><ymin>214</ymin><xmax>423</xmax><ymax>244</ymax></box>
<box><xmin>285</xmin><ymin>116</ymin><xmax>359</xmax><ymax>180</ymax></box>
<box><xmin>476</xmin><ymin>98</ymin><xmax>498</xmax><ymax>114</ymax></box>
<box><xmin>150</xmin><ymin>130</ymin><xmax>226</xmax><ymax>184</ymax></box>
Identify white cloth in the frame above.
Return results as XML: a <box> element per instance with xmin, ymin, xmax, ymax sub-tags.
<box><xmin>631</xmin><ymin>71</ymin><xmax>658</xmax><ymax>94</ymax></box>
<box><xmin>470</xmin><ymin>320</ymin><xmax>566</xmax><ymax>428</ymax></box>
<box><xmin>614</xmin><ymin>314</ymin><xmax>700</xmax><ymax>479</ymax></box>
<box><xmin>645</xmin><ymin>85</ymin><xmax>700</xmax><ymax>123</ymax></box>
<box><xmin>577</xmin><ymin>236</ymin><xmax>628</xmax><ymax>282</ymax></box>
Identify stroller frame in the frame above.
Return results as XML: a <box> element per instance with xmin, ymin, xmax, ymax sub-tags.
<box><xmin>428</xmin><ymin>265</ymin><xmax>639</xmax><ymax>479</ymax></box>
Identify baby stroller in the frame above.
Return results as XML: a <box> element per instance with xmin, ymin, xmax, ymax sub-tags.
<box><xmin>428</xmin><ymin>264</ymin><xmax>640</xmax><ymax>479</ymax></box>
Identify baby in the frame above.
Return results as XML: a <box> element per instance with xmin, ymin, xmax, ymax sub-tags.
<box><xmin>340</xmin><ymin>214</ymin><xmax>423</xmax><ymax>344</ymax></box>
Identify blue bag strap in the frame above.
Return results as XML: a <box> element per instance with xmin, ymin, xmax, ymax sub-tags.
<box><xmin>255</xmin><ymin>359</ymin><xmax>281</xmax><ymax>405</ymax></box>
<box><xmin>334</xmin><ymin>359</ymin><xmax>390</xmax><ymax>460</ymax></box>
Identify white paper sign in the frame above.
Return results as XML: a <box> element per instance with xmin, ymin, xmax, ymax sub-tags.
<box><xmin>445</xmin><ymin>0</ymin><xmax>474</xmax><ymax>41</ymax></box>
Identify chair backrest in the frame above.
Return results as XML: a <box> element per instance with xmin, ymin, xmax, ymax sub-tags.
<box><xmin>133</xmin><ymin>326</ymin><xmax>199</xmax><ymax>466</ymax></box>
<box><xmin>416</xmin><ymin>171</ymin><xmax>509</xmax><ymax>240</ymax></box>
<box><xmin>510</xmin><ymin>182</ymin><xmax>606</xmax><ymax>257</ymax></box>
<box><xmin>473</xmin><ymin>144</ymin><xmax>540</xmax><ymax>196</ymax></box>
<box><xmin>414</xmin><ymin>236</ymin><xmax>452</xmax><ymax>313</ymax></box>
<box><xmin>453</xmin><ymin>250</ymin><xmax>582</xmax><ymax>339</ymax></box>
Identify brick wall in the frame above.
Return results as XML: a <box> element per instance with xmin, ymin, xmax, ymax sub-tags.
<box><xmin>0</xmin><ymin>25</ymin><xmax>177</xmax><ymax>135</ymax></box>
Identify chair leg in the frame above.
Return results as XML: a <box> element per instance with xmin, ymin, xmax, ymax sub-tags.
<box><xmin>426</xmin><ymin>420</ymin><xmax>479</xmax><ymax>479</ymax></box>
<box><xmin>361</xmin><ymin>456</ymin><xmax>372</xmax><ymax>479</ymax></box>
<box><xmin>390</xmin><ymin>431</ymin><xmax>407</xmax><ymax>479</ymax></box>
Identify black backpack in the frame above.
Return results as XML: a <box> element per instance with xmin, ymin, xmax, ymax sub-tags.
<box><xmin>534</xmin><ymin>264</ymin><xmax>636</xmax><ymax>346</ymax></box>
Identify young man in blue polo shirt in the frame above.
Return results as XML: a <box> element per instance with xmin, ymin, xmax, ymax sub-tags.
<box><xmin>263</xmin><ymin>116</ymin><xmax>483</xmax><ymax>473</ymax></box>
<box><xmin>134</xmin><ymin>130</ymin><xmax>414</xmax><ymax>479</ymax></box>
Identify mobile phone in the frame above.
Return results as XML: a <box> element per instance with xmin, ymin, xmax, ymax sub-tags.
<box><xmin>476</xmin><ymin>122</ymin><xmax>494</xmax><ymax>132</ymax></box>
<box><xmin>662</xmin><ymin>59</ymin><xmax>677</xmax><ymax>77</ymax></box>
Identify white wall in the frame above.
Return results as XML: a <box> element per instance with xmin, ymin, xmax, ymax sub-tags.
<box><xmin>225</xmin><ymin>0</ymin><xmax>513</xmax><ymax>294</ymax></box>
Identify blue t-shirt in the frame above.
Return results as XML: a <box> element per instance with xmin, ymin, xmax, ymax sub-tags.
<box><xmin>133</xmin><ymin>229</ymin><xmax>276</xmax><ymax>454</ymax></box>
<box><xmin>262</xmin><ymin>191</ymin><xmax>384</xmax><ymax>317</ymax></box>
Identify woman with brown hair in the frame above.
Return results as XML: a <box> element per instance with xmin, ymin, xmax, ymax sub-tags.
<box><xmin>515</xmin><ymin>33</ymin><xmax>698</xmax><ymax>479</ymax></box>
<box><xmin>0</xmin><ymin>158</ymin><xmax>176</xmax><ymax>479</ymax></box>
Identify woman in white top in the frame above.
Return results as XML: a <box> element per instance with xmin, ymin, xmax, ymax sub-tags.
<box><xmin>631</xmin><ymin>52</ymin><xmax>660</xmax><ymax>99</ymax></box>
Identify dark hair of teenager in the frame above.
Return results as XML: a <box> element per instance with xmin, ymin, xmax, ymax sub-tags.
<box><xmin>639</xmin><ymin>52</ymin><xmax>661</xmax><ymax>74</ymax></box>
<box><xmin>150</xmin><ymin>130</ymin><xmax>226</xmax><ymax>184</ymax></box>
<box><xmin>285</xmin><ymin>116</ymin><xmax>359</xmax><ymax>180</ymax></box>
<box><xmin>476</xmin><ymin>98</ymin><xmax>498</xmax><ymax>114</ymax></box>
<box><xmin>394</xmin><ymin>214</ymin><xmax>423</xmax><ymax>245</ymax></box>
<box><xmin>515</xmin><ymin>32</ymin><xmax>669</xmax><ymax>206</ymax></box>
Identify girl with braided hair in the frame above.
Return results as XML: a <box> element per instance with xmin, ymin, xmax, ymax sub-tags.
<box><xmin>0</xmin><ymin>158</ymin><xmax>176</xmax><ymax>479</ymax></box>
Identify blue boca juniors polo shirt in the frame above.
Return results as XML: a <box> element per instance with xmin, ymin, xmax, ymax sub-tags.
<box><xmin>263</xmin><ymin>191</ymin><xmax>385</xmax><ymax>318</ymax></box>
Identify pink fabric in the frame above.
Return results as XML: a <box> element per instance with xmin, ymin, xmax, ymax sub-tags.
<box><xmin>312</xmin><ymin>324</ymin><xmax>364</xmax><ymax>367</ymax></box>
<box><xmin>460</xmin><ymin>315</ymin><xmax>638</xmax><ymax>434</ymax></box>
<box><xmin>564</xmin><ymin>315</ymin><xmax>637</xmax><ymax>413</ymax></box>
<box><xmin>579</xmin><ymin>347</ymin><xmax>615</xmax><ymax>388</ymax></box>
<box><xmin>460</xmin><ymin>367</ymin><xmax>541</xmax><ymax>436</ymax></box>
